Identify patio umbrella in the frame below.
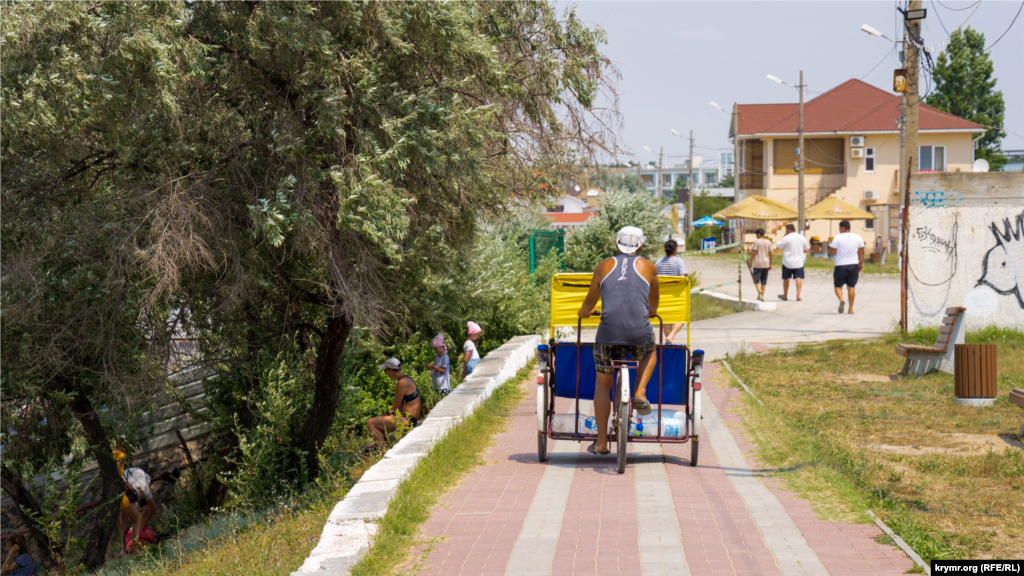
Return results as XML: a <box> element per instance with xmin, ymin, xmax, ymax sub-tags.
<box><xmin>805</xmin><ymin>197</ymin><xmax>875</xmax><ymax>240</ymax></box>
<box><xmin>692</xmin><ymin>215</ymin><xmax>724</xmax><ymax>239</ymax></box>
<box><xmin>713</xmin><ymin>195</ymin><xmax>798</xmax><ymax>220</ymax></box>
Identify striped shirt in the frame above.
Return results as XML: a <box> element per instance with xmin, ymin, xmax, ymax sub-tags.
<box><xmin>12</xmin><ymin>553</ymin><xmax>36</xmax><ymax>576</ymax></box>
<box><xmin>655</xmin><ymin>256</ymin><xmax>687</xmax><ymax>277</ymax></box>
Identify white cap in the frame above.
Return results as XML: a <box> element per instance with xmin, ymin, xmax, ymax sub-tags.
<box><xmin>615</xmin><ymin>226</ymin><xmax>646</xmax><ymax>255</ymax></box>
<box><xmin>379</xmin><ymin>357</ymin><xmax>401</xmax><ymax>371</ymax></box>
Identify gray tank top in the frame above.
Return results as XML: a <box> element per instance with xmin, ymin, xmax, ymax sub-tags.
<box><xmin>595</xmin><ymin>254</ymin><xmax>653</xmax><ymax>345</ymax></box>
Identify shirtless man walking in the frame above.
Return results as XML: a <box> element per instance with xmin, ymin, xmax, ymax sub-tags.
<box><xmin>577</xmin><ymin>226</ymin><xmax>660</xmax><ymax>455</ymax></box>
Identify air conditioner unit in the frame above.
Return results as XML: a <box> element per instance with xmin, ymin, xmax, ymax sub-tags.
<box><xmin>850</xmin><ymin>136</ymin><xmax>865</xmax><ymax>147</ymax></box>
<box><xmin>864</xmin><ymin>190</ymin><xmax>879</xmax><ymax>200</ymax></box>
<box><xmin>851</xmin><ymin>148</ymin><xmax>864</xmax><ymax>158</ymax></box>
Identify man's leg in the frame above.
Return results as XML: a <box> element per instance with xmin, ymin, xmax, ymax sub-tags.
<box><xmin>631</xmin><ymin>348</ymin><xmax>658</xmax><ymax>404</ymax></box>
<box><xmin>782</xmin><ymin>278</ymin><xmax>790</xmax><ymax>299</ymax></box>
<box><xmin>848</xmin><ymin>287</ymin><xmax>856</xmax><ymax>314</ymax></box>
<box><xmin>665</xmin><ymin>322</ymin><xmax>685</xmax><ymax>344</ymax></box>
<box><xmin>834</xmin><ymin>286</ymin><xmax>844</xmax><ymax>302</ymax></box>
<box><xmin>593</xmin><ymin>371</ymin><xmax>613</xmax><ymax>453</ymax></box>
<box><xmin>795</xmin><ymin>278</ymin><xmax>803</xmax><ymax>300</ymax></box>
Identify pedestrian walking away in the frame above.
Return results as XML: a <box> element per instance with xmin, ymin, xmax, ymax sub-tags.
<box><xmin>829</xmin><ymin>220</ymin><xmax>865</xmax><ymax>314</ymax></box>
<box><xmin>425</xmin><ymin>333</ymin><xmax>451</xmax><ymax>395</ymax></box>
<box><xmin>655</xmin><ymin>239</ymin><xmax>687</xmax><ymax>344</ymax></box>
<box><xmin>750</xmin><ymin>228</ymin><xmax>772</xmax><ymax>301</ymax></box>
<box><xmin>776</xmin><ymin>223</ymin><xmax>810</xmax><ymax>301</ymax></box>
<box><xmin>462</xmin><ymin>321</ymin><xmax>482</xmax><ymax>378</ymax></box>
<box><xmin>576</xmin><ymin>225</ymin><xmax>660</xmax><ymax>456</ymax></box>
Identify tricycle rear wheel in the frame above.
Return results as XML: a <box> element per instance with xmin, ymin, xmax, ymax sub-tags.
<box><xmin>538</xmin><ymin>433</ymin><xmax>547</xmax><ymax>462</ymax></box>
<box><xmin>689</xmin><ymin>438</ymin><xmax>699</xmax><ymax>466</ymax></box>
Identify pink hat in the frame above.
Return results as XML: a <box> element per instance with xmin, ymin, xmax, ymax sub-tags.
<box><xmin>431</xmin><ymin>334</ymin><xmax>446</xmax><ymax>348</ymax></box>
<box><xmin>466</xmin><ymin>321</ymin><xmax>482</xmax><ymax>334</ymax></box>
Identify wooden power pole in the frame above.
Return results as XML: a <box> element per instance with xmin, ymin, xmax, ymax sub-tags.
<box><xmin>657</xmin><ymin>147</ymin><xmax>664</xmax><ymax>204</ymax></box>
<box><xmin>687</xmin><ymin>131</ymin><xmax>694</xmax><ymax>235</ymax></box>
<box><xmin>902</xmin><ymin>0</ymin><xmax>922</xmax><ymax>206</ymax></box>
<box><xmin>797</xmin><ymin>70</ymin><xmax>805</xmax><ymax>234</ymax></box>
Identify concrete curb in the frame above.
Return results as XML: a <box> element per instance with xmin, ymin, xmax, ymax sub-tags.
<box><xmin>699</xmin><ymin>289</ymin><xmax>777</xmax><ymax>311</ymax></box>
<box><xmin>291</xmin><ymin>335</ymin><xmax>540</xmax><ymax>575</ymax></box>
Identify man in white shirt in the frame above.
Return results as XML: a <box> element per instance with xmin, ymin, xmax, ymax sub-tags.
<box><xmin>776</xmin><ymin>223</ymin><xmax>810</xmax><ymax>301</ymax></box>
<box><xmin>828</xmin><ymin>220</ymin><xmax>866</xmax><ymax>314</ymax></box>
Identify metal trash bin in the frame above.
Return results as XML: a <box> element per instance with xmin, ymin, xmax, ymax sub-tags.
<box><xmin>953</xmin><ymin>344</ymin><xmax>997</xmax><ymax>407</ymax></box>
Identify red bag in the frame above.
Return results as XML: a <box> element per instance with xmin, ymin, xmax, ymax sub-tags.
<box><xmin>123</xmin><ymin>526</ymin><xmax>157</xmax><ymax>551</ymax></box>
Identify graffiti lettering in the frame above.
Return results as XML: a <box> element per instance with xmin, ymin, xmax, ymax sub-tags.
<box><xmin>977</xmin><ymin>210</ymin><xmax>1024</xmax><ymax>309</ymax></box>
<box><xmin>915</xmin><ymin>225</ymin><xmax>957</xmax><ymax>259</ymax></box>
<box><xmin>914</xmin><ymin>190</ymin><xmax>963</xmax><ymax>208</ymax></box>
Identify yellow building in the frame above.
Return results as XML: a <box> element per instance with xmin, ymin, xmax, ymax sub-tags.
<box><xmin>730</xmin><ymin>79</ymin><xmax>985</xmax><ymax>250</ymax></box>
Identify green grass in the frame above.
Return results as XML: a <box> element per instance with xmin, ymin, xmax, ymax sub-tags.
<box><xmin>351</xmin><ymin>363</ymin><xmax>531</xmax><ymax>576</ymax></box>
<box><xmin>689</xmin><ymin>293</ymin><xmax>738</xmax><ymax>322</ymax></box>
<box><xmin>726</xmin><ymin>328</ymin><xmax>1024</xmax><ymax>563</ymax></box>
<box><xmin>98</xmin><ymin>365</ymin><xmax>534</xmax><ymax>576</ymax></box>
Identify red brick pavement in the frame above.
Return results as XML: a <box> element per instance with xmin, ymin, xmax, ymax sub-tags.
<box><xmin>412</xmin><ymin>363</ymin><xmax>915</xmax><ymax>576</ymax></box>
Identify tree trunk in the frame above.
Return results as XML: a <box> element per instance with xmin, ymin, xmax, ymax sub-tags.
<box><xmin>293</xmin><ymin>313</ymin><xmax>351</xmax><ymax>478</ymax></box>
<box><xmin>0</xmin><ymin>464</ymin><xmax>62</xmax><ymax>573</ymax></box>
<box><xmin>68</xmin><ymin>391</ymin><xmax>124</xmax><ymax>570</ymax></box>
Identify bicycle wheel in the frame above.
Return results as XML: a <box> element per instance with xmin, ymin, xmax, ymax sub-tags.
<box><xmin>537</xmin><ymin>372</ymin><xmax>548</xmax><ymax>462</ymax></box>
<box><xmin>616</xmin><ymin>365</ymin><xmax>629</xmax><ymax>474</ymax></box>
<box><xmin>689</xmin><ymin>386</ymin><xmax>702</xmax><ymax>467</ymax></box>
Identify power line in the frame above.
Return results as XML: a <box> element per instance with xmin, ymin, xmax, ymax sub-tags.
<box><xmin>935</xmin><ymin>0</ymin><xmax>981</xmax><ymax>11</ymax></box>
<box><xmin>932</xmin><ymin>0</ymin><xmax>951</xmax><ymax>36</ymax></box>
<box><xmin>860</xmin><ymin>46</ymin><xmax>898</xmax><ymax>80</ymax></box>
<box><xmin>985</xmin><ymin>0</ymin><xmax>1023</xmax><ymax>51</ymax></box>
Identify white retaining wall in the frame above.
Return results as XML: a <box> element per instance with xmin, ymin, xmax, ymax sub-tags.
<box><xmin>292</xmin><ymin>335</ymin><xmax>540</xmax><ymax>576</ymax></box>
<box><xmin>907</xmin><ymin>173</ymin><xmax>1024</xmax><ymax>331</ymax></box>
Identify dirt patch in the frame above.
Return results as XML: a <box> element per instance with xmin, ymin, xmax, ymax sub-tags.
<box><xmin>835</xmin><ymin>373</ymin><xmax>899</xmax><ymax>384</ymax></box>
<box><xmin>865</xmin><ymin>433</ymin><xmax>1023</xmax><ymax>455</ymax></box>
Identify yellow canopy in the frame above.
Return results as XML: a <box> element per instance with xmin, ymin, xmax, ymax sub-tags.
<box><xmin>713</xmin><ymin>195</ymin><xmax>798</xmax><ymax>220</ymax></box>
<box><xmin>549</xmin><ymin>273</ymin><xmax>691</xmax><ymax>345</ymax></box>
<box><xmin>805</xmin><ymin>197</ymin><xmax>875</xmax><ymax>220</ymax></box>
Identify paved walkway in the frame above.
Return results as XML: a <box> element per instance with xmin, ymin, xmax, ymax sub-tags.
<box><xmin>410</xmin><ymin>364</ymin><xmax>913</xmax><ymax>576</ymax></box>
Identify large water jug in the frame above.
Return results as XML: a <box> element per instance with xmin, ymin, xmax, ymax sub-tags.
<box><xmin>550</xmin><ymin>411</ymin><xmax>687</xmax><ymax>438</ymax></box>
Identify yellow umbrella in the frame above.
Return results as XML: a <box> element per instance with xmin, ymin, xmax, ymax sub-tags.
<box><xmin>805</xmin><ymin>197</ymin><xmax>875</xmax><ymax>220</ymax></box>
<box><xmin>713</xmin><ymin>194</ymin><xmax>798</xmax><ymax>220</ymax></box>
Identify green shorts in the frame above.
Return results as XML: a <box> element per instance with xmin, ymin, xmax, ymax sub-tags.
<box><xmin>593</xmin><ymin>340</ymin><xmax>655</xmax><ymax>375</ymax></box>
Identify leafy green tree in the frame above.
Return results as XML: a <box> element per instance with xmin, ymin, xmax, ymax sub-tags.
<box><xmin>2</xmin><ymin>1</ymin><xmax>617</xmax><ymax>566</ymax></box>
<box><xmin>925</xmin><ymin>26</ymin><xmax>1007</xmax><ymax>170</ymax></box>
<box><xmin>719</xmin><ymin>173</ymin><xmax>735</xmax><ymax>189</ymax></box>
<box><xmin>565</xmin><ymin>187</ymin><xmax>670</xmax><ymax>271</ymax></box>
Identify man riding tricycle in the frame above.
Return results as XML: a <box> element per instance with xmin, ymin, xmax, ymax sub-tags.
<box><xmin>536</xmin><ymin>226</ymin><xmax>704</xmax><ymax>474</ymax></box>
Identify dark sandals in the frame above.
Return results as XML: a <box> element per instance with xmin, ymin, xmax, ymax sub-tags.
<box><xmin>633</xmin><ymin>397</ymin><xmax>652</xmax><ymax>416</ymax></box>
<box><xmin>587</xmin><ymin>442</ymin><xmax>611</xmax><ymax>456</ymax></box>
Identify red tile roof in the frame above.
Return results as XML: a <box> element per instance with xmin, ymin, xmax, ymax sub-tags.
<box><xmin>543</xmin><ymin>212</ymin><xmax>595</xmax><ymax>225</ymax></box>
<box><xmin>736</xmin><ymin>79</ymin><xmax>984</xmax><ymax>136</ymax></box>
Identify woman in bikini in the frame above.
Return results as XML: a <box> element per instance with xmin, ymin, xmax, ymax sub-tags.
<box><xmin>366</xmin><ymin>357</ymin><xmax>422</xmax><ymax>445</ymax></box>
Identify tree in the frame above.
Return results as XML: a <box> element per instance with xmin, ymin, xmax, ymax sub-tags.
<box><xmin>925</xmin><ymin>26</ymin><xmax>1007</xmax><ymax>170</ymax></box>
<box><xmin>720</xmin><ymin>174</ymin><xmax>734</xmax><ymax>189</ymax></box>
<box><xmin>565</xmin><ymin>187</ymin><xmax>670</xmax><ymax>271</ymax></box>
<box><xmin>2</xmin><ymin>2</ymin><xmax>618</xmax><ymax>565</ymax></box>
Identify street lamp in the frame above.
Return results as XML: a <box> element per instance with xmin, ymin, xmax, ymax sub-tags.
<box><xmin>767</xmin><ymin>71</ymin><xmax>807</xmax><ymax>235</ymax></box>
<box><xmin>643</xmin><ymin>146</ymin><xmax>663</xmax><ymax>203</ymax></box>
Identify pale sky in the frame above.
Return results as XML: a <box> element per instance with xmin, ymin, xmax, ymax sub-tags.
<box><xmin>566</xmin><ymin>1</ymin><xmax>1024</xmax><ymax>166</ymax></box>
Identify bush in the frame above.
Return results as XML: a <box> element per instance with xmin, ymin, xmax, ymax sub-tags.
<box><xmin>565</xmin><ymin>187</ymin><xmax>670</xmax><ymax>272</ymax></box>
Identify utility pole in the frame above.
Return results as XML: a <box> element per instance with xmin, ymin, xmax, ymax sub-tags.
<box><xmin>902</xmin><ymin>0</ymin><xmax>922</xmax><ymax>206</ymax></box>
<box><xmin>657</xmin><ymin>147</ymin><xmax>664</xmax><ymax>204</ymax></box>
<box><xmin>733</xmin><ymin>106</ymin><xmax>740</xmax><ymax>246</ymax></box>
<box><xmin>797</xmin><ymin>70</ymin><xmax>806</xmax><ymax>235</ymax></box>
<box><xmin>687</xmin><ymin>131</ymin><xmax>695</xmax><ymax>235</ymax></box>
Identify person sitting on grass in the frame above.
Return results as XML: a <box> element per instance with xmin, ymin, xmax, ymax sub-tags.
<box><xmin>367</xmin><ymin>358</ymin><xmax>421</xmax><ymax>445</ymax></box>
<box><xmin>2</xmin><ymin>532</ymin><xmax>36</xmax><ymax>575</ymax></box>
<box><xmin>425</xmin><ymin>334</ymin><xmax>451</xmax><ymax>396</ymax></box>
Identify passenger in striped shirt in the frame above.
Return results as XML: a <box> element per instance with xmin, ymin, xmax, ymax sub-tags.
<box><xmin>655</xmin><ymin>240</ymin><xmax>688</xmax><ymax>344</ymax></box>
<box><xmin>2</xmin><ymin>533</ymin><xmax>37</xmax><ymax>576</ymax></box>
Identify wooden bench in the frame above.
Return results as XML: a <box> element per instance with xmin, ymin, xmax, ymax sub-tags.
<box><xmin>895</xmin><ymin>306</ymin><xmax>966</xmax><ymax>375</ymax></box>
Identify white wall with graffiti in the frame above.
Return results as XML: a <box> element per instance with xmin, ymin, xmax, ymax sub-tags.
<box><xmin>907</xmin><ymin>173</ymin><xmax>1024</xmax><ymax>331</ymax></box>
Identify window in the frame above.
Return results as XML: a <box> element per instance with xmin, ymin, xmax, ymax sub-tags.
<box><xmin>662</xmin><ymin>174</ymin><xmax>673</xmax><ymax>186</ymax></box>
<box><xmin>864</xmin><ymin>205</ymin><xmax>874</xmax><ymax>230</ymax></box>
<box><xmin>721</xmin><ymin>152</ymin><xmax>734</xmax><ymax>166</ymax></box>
<box><xmin>919</xmin><ymin>145</ymin><xmax>946</xmax><ymax>172</ymax></box>
<box><xmin>774</xmin><ymin>138</ymin><xmax>844</xmax><ymax>174</ymax></box>
<box><xmin>705</xmin><ymin>172</ymin><xmax>717</xmax><ymax>185</ymax></box>
<box><xmin>678</xmin><ymin>174</ymin><xmax>689</xmax><ymax>186</ymax></box>
<box><xmin>640</xmin><ymin>174</ymin><xmax>654</xmax><ymax>186</ymax></box>
<box><xmin>865</xmin><ymin>147</ymin><xmax>875</xmax><ymax>173</ymax></box>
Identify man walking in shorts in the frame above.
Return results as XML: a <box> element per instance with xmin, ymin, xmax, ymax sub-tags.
<box><xmin>776</xmin><ymin>223</ymin><xmax>810</xmax><ymax>301</ymax></box>
<box><xmin>750</xmin><ymin>228</ymin><xmax>772</xmax><ymax>301</ymax></box>
<box><xmin>829</xmin><ymin>220</ymin><xmax>865</xmax><ymax>314</ymax></box>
